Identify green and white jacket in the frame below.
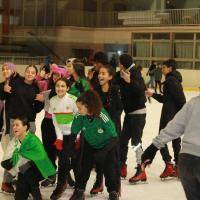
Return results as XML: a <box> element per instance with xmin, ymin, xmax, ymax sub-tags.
<box><xmin>49</xmin><ymin>93</ymin><xmax>78</xmax><ymax>140</ymax></box>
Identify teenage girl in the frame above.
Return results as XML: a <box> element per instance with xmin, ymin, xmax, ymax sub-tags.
<box><xmin>90</xmin><ymin>65</ymin><xmax>122</xmax><ymax>195</ymax></box>
<box><xmin>67</xmin><ymin>59</ymin><xmax>90</xmax><ymax>97</ymax></box>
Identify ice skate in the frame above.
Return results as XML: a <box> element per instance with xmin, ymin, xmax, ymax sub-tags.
<box><xmin>108</xmin><ymin>191</ymin><xmax>119</xmax><ymax>200</ymax></box>
<box><xmin>129</xmin><ymin>165</ymin><xmax>147</xmax><ymax>184</ymax></box>
<box><xmin>67</xmin><ymin>172</ymin><xmax>75</xmax><ymax>188</ymax></box>
<box><xmin>41</xmin><ymin>175</ymin><xmax>56</xmax><ymax>187</ymax></box>
<box><xmin>69</xmin><ymin>189</ymin><xmax>85</xmax><ymax>200</ymax></box>
<box><xmin>90</xmin><ymin>178</ymin><xmax>103</xmax><ymax>195</ymax></box>
<box><xmin>1</xmin><ymin>182</ymin><xmax>15</xmax><ymax>194</ymax></box>
<box><xmin>50</xmin><ymin>182</ymin><xmax>67</xmax><ymax>200</ymax></box>
<box><xmin>120</xmin><ymin>164</ymin><xmax>127</xmax><ymax>179</ymax></box>
<box><xmin>160</xmin><ymin>163</ymin><xmax>176</xmax><ymax>180</ymax></box>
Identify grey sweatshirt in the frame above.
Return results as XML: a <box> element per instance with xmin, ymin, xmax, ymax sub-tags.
<box><xmin>153</xmin><ymin>96</ymin><xmax>200</xmax><ymax>157</ymax></box>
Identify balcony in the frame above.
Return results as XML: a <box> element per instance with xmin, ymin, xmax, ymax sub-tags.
<box><xmin>118</xmin><ymin>8</ymin><xmax>200</xmax><ymax>26</ymax></box>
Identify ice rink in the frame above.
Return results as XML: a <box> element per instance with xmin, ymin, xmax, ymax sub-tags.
<box><xmin>0</xmin><ymin>91</ymin><xmax>199</xmax><ymax>200</ymax></box>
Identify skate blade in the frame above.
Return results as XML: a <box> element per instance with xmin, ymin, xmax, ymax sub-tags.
<box><xmin>160</xmin><ymin>176</ymin><xmax>177</xmax><ymax>181</ymax></box>
<box><xmin>129</xmin><ymin>180</ymin><xmax>148</xmax><ymax>185</ymax></box>
<box><xmin>0</xmin><ymin>190</ymin><xmax>15</xmax><ymax>196</ymax></box>
<box><xmin>40</xmin><ymin>183</ymin><xmax>56</xmax><ymax>188</ymax></box>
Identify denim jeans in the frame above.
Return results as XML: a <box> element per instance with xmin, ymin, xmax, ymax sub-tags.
<box><xmin>179</xmin><ymin>153</ymin><xmax>200</xmax><ymax>200</ymax></box>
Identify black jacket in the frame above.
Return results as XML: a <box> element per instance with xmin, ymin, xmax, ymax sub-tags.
<box><xmin>152</xmin><ymin>70</ymin><xmax>186</xmax><ymax>130</ymax></box>
<box><xmin>96</xmin><ymin>85</ymin><xmax>123</xmax><ymax>134</ymax></box>
<box><xmin>116</xmin><ymin>68</ymin><xmax>146</xmax><ymax>114</ymax></box>
<box><xmin>0</xmin><ymin>74</ymin><xmax>44</xmax><ymax>122</ymax></box>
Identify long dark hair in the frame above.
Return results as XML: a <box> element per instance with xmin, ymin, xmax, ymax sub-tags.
<box><xmin>72</xmin><ymin>59</ymin><xmax>86</xmax><ymax>78</ymax></box>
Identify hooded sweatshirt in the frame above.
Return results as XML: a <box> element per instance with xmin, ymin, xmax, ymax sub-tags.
<box><xmin>152</xmin><ymin>70</ymin><xmax>186</xmax><ymax>130</ymax></box>
<box><xmin>153</xmin><ymin>96</ymin><xmax>200</xmax><ymax>157</ymax></box>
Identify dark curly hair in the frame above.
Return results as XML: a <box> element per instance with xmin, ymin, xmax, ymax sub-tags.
<box><xmin>77</xmin><ymin>90</ymin><xmax>102</xmax><ymax>117</ymax></box>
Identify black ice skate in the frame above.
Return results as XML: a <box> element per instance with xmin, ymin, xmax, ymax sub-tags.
<box><xmin>109</xmin><ymin>191</ymin><xmax>119</xmax><ymax>200</ymax></box>
<box><xmin>69</xmin><ymin>189</ymin><xmax>85</xmax><ymax>200</ymax></box>
<box><xmin>41</xmin><ymin>175</ymin><xmax>56</xmax><ymax>187</ymax></box>
<box><xmin>67</xmin><ymin>173</ymin><xmax>75</xmax><ymax>188</ymax></box>
<box><xmin>50</xmin><ymin>182</ymin><xmax>67</xmax><ymax>200</ymax></box>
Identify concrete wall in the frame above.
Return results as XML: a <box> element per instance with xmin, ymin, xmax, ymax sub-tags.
<box><xmin>0</xmin><ymin>65</ymin><xmax>199</xmax><ymax>89</ymax></box>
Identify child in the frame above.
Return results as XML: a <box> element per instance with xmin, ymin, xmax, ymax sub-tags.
<box><xmin>1</xmin><ymin>117</ymin><xmax>56</xmax><ymax>200</ymax></box>
<box><xmin>67</xmin><ymin>59</ymin><xmax>90</xmax><ymax>97</ymax></box>
<box><xmin>142</xmin><ymin>95</ymin><xmax>200</xmax><ymax>200</ymax></box>
<box><xmin>49</xmin><ymin>78</ymin><xmax>78</xmax><ymax>200</ymax></box>
<box><xmin>90</xmin><ymin>64</ymin><xmax>122</xmax><ymax>194</ymax></box>
<box><xmin>36</xmin><ymin>64</ymin><xmax>72</xmax><ymax>187</ymax></box>
<box><xmin>69</xmin><ymin>90</ymin><xmax>120</xmax><ymax>200</ymax></box>
<box><xmin>146</xmin><ymin>59</ymin><xmax>186</xmax><ymax>178</ymax></box>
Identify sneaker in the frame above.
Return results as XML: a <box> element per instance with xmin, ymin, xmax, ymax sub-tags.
<box><xmin>69</xmin><ymin>189</ymin><xmax>85</xmax><ymax>200</ymax></box>
<box><xmin>41</xmin><ymin>175</ymin><xmax>56</xmax><ymax>187</ymax></box>
<box><xmin>129</xmin><ymin>165</ymin><xmax>147</xmax><ymax>184</ymax></box>
<box><xmin>160</xmin><ymin>163</ymin><xmax>176</xmax><ymax>179</ymax></box>
<box><xmin>90</xmin><ymin>178</ymin><xmax>103</xmax><ymax>195</ymax></box>
<box><xmin>120</xmin><ymin>164</ymin><xmax>127</xmax><ymax>178</ymax></box>
<box><xmin>109</xmin><ymin>191</ymin><xmax>119</xmax><ymax>200</ymax></box>
<box><xmin>50</xmin><ymin>183</ymin><xmax>67</xmax><ymax>200</ymax></box>
<box><xmin>1</xmin><ymin>182</ymin><xmax>15</xmax><ymax>193</ymax></box>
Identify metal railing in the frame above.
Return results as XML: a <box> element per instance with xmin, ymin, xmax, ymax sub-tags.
<box><xmin>0</xmin><ymin>56</ymin><xmax>46</xmax><ymax>65</ymax></box>
<box><xmin>118</xmin><ymin>8</ymin><xmax>200</xmax><ymax>26</ymax></box>
<box><xmin>1</xmin><ymin>8</ymin><xmax>200</xmax><ymax>27</ymax></box>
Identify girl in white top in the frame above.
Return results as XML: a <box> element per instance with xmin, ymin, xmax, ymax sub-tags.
<box><xmin>49</xmin><ymin>77</ymin><xmax>78</xmax><ymax>199</ymax></box>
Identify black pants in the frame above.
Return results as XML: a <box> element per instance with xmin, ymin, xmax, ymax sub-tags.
<box><xmin>179</xmin><ymin>153</ymin><xmax>200</xmax><ymax>200</ymax></box>
<box><xmin>120</xmin><ymin>114</ymin><xmax>146</xmax><ymax>165</ymax></box>
<box><xmin>15</xmin><ymin>165</ymin><xmax>43</xmax><ymax>200</ymax></box>
<box><xmin>159</xmin><ymin>117</ymin><xmax>181</xmax><ymax>165</ymax></box>
<box><xmin>155</xmin><ymin>80</ymin><xmax>162</xmax><ymax>93</ymax></box>
<box><xmin>57</xmin><ymin>135</ymin><xmax>71</xmax><ymax>184</ymax></box>
<box><xmin>160</xmin><ymin>138</ymin><xmax>181</xmax><ymax>165</ymax></box>
<box><xmin>76</xmin><ymin>140</ymin><xmax>120</xmax><ymax>193</ymax></box>
<box><xmin>41</xmin><ymin>117</ymin><xmax>57</xmax><ymax>169</ymax></box>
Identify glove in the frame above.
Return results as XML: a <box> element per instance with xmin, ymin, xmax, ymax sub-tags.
<box><xmin>1</xmin><ymin>159</ymin><xmax>13</xmax><ymax>170</ymax></box>
<box><xmin>141</xmin><ymin>144</ymin><xmax>158</xmax><ymax>165</ymax></box>
<box><xmin>54</xmin><ymin>139</ymin><xmax>63</xmax><ymax>151</ymax></box>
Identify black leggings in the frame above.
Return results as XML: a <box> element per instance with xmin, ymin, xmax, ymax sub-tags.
<box><xmin>76</xmin><ymin>140</ymin><xmax>120</xmax><ymax>193</ymax></box>
<box><xmin>15</xmin><ymin>165</ymin><xmax>43</xmax><ymax>200</ymax></box>
<box><xmin>41</xmin><ymin>117</ymin><xmax>57</xmax><ymax>169</ymax></box>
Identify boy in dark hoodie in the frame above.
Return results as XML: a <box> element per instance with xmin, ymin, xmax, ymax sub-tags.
<box><xmin>146</xmin><ymin>59</ymin><xmax>186</xmax><ymax>178</ymax></box>
<box><xmin>116</xmin><ymin>54</ymin><xmax>147</xmax><ymax>184</ymax></box>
